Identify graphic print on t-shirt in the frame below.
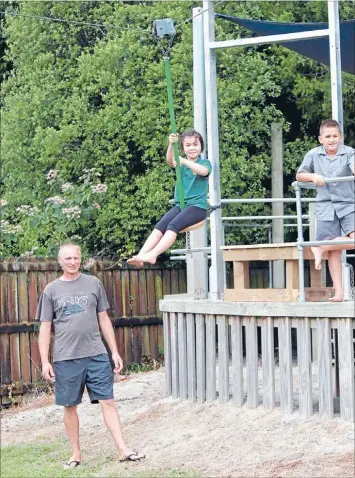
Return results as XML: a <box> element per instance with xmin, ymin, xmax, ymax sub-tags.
<box><xmin>56</xmin><ymin>295</ymin><xmax>89</xmax><ymax>317</ymax></box>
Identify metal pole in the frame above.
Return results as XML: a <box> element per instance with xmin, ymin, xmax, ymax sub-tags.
<box><xmin>328</xmin><ymin>0</ymin><xmax>343</xmax><ymax>133</ymax></box>
<box><xmin>271</xmin><ymin>123</ymin><xmax>284</xmax><ymax>288</ymax></box>
<box><xmin>203</xmin><ymin>0</ymin><xmax>224</xmax><ymax>300</ymax></box>
<box><xmin>187</xmin><ymin>6</ymin><xmax>209</xmax><ymax>299</ymax></box>
<box><xmin>295</xmin><ymin>184</ymin><xmax>306</xmax><ymax>302</ymax></box>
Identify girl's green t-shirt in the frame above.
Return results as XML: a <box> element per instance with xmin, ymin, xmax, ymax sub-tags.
<box><xmin>174</xmin><ymin>157</ymin><xmax>212</xmax><ymax>210</ymax></box>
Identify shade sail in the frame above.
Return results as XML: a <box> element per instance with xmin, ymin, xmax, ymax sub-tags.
<box><xmin>216</xmin><ymin>14</ymin><xmax>355</xmax><ymax>75</ymax></box>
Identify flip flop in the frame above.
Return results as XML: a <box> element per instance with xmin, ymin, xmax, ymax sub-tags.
<box><xmin>63</xmin><ymin>460</ymin><xmax>81</xmax><ymax>469</ymax></box>
<box><xmin>119</xmin><ymin>451</ymin><xmax>145</xmax><ymax>462</ymax></box>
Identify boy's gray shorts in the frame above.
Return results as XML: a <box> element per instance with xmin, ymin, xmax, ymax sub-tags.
<box><xmin>53</xmin><ymin>353</ymin><xmax>114</xmax><ymax>407</ymax></box>
<box><xmin>316</xmin><ymin>212</ymin><xmax>355</xmax><ymax>241</ymax></box>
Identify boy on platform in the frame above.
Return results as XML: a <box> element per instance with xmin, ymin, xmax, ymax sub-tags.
<box><xmin>296</xmin><ymin>119</ymin><xmax>355</xmax><ymax>302</ymax></box>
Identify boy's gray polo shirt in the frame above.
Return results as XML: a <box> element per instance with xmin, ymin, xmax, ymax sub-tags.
<box><xmin>36</xmin><ymin>274</ymin><xmax>109</xmax><ymax>362</ymax></box>
<box><xmin>297</xmin><ymin>145</ymin><xmax>355</xmax><ymax>220</ymax></box>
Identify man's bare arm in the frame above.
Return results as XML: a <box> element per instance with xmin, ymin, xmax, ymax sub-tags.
<box><xmin>38</xmin><ymin>322</ymin><xmax>55</xmax><ymax>381</ymax></box>
<box><xmin>98</xmin><ymin>311</ymin><xmax>123</xmax><ymax>373</ymax></box>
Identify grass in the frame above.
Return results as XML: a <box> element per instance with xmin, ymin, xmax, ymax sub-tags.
<box><xmin>0</xmin><ymin>440</ymin><xmax>200</xmax><ymax>478</ymax></box>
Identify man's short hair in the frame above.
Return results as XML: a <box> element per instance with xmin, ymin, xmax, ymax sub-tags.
<box><xmin>58</xmin><ymin>242</ymin><xmax>81</xmax><ymax>258</ymax></box>
<box><xmin>319</xmin><ymin>119</ymin><xmax>341</xmax><ymax>134</ymax></box>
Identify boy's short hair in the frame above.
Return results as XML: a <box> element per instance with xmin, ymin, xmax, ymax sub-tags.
<box><xmin>319</xmin><ymin>119</ymin><xmax>341</xmax><ymax>134</ymax></box>
<box><xmin>180</xmin><ymin>128</ymin><xmax>204</xmax><ymax>153</ymax></box>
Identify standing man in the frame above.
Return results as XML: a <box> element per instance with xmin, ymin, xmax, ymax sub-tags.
<box><xmin>37</xmin><ymin>243</ymin><xmax>144</xmax><ymax>468</ymax></box>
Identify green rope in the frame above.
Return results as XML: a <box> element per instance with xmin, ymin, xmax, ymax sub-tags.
<box><xmin>163</xmin><ymin>57</ymin><xmax>185</xmax><ymax>210</ymax></box>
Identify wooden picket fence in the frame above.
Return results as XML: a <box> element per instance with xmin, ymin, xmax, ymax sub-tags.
<box><xmin>0</xmin><ymin>259</ymin><xmax>187</xmax><ymax>406</ymax></box>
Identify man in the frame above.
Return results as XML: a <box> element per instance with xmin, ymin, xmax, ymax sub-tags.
<box><xmin>37</xmin><ymin>243</ymin><xmax>144</xmax><ymax>468</ymax></box>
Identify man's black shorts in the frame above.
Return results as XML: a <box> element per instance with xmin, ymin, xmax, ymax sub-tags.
<box><xmin>53</xmin><ymin>353</ymin><xmax>114</xmax><ymax>406</ymax></box>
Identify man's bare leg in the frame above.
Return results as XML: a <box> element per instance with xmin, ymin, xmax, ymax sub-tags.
<box><xmin>327</xmin><ymin>250</ymin><xmax>344</xmax><ymax>302</ymax></box>
<box><xmin>64</xmin><ymin>405</ymin><xmax>81</xmax><ymax>464</ymax></box>
<box><xmin>100</xmin><ymin>399</ymin><xmax>143</xmax><ymax>460</ymax></box>
<box><xmin>127</xmin><ymin>229</ymin><xmax>163</xmax><ymax>267</ymax></box>
<box><xmin>138</xmin><ymin>231</ymin><xmax>177</xmax><ymax>265</ymax></box>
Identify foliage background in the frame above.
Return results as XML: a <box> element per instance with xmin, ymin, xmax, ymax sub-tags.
<box><xmin>1</xmin><ymin>0</ymin><xmax>355</xmax><ymax>258</ymax></box>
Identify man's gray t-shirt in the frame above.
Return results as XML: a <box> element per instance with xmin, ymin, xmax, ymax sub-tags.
<box><xmin>36</xmin><ymin>274</ymin><xmax>109</xmax><ymax>362</ymax></box>
<box><xmin>297</xmin><ymin>145</ymin><xmax>355</xmax><ymax>220</ymax></box>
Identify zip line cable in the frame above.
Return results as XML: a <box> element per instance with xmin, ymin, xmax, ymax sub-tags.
<box><xmin>0</xmin><ymin>1</ymin><xmax>228</xmax><ymax>37</ymax></box>
<box><xmin>0</xmin><ymin>10</ymin><xmax>151</xmax><ymax>34</ymax></box>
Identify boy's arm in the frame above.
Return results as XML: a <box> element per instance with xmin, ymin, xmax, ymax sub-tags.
<box><xmin>296</xmin><ymin>172</ymin><xmax>326</xmax><ymax>186</ymax></box>
<box><xmin>296</xmin><ymin>152</ymin><xmax>325</xmax><ymax>186</ymax></box>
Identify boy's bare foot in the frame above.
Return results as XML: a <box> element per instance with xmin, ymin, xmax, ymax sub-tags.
<box><xmin>127</xmin><ymin>256</ymin><xmax>144</xmax><ymax>268</ymax></box>
<box><xmin>138</xmin><ymin>252</ymin><xmax>157</xmax><ymax>265</ymax></box>
<box><xmin>329</xmin><ymin>289</ymin><xmax>344</xmax><ymax>302</ymax></box>
<box><xmin>311</xmin><ymin>246</ymin><xmax>323</xmax><ymax>270</ymax></box>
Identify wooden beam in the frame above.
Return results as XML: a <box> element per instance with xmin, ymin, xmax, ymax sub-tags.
<box><xmin>233</xmin><ymin>261</ymin><xmax>249</xmax><ymax>289</ymax></box>
<box><xmin>286</xmin><ymin>260</ymin><xmax>299</xmax><ymax>290</ymax></box>
<box><xmin>224</xmin><ymin>288</ymin><xmax>298</xmax><ymax>302</ymax></box>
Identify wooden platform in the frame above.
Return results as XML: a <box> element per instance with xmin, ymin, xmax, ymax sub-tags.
<box><xmin>222</xmin><ymin>242</ymin><xmax>331</xmax><ymax>302</ymax></box>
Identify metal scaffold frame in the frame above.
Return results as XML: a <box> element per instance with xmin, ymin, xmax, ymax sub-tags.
<box><xmin>195</xmin><ymin>0</ymin><xmax>344</xmax><ymax>300</ymax></box>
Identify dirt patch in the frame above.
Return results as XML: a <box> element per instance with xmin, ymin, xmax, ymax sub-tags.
<box><xmin>1</xmin><ymin>370</ymin><xmax>354</xmax><ymax>477</ymax></box>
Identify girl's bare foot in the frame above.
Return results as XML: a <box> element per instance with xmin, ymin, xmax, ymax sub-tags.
<box><xmin>329</xmin><ymin>288</ymin><xmax>344</xmax><ymax>302</ymax></box>
<box><xmin>138</xmin><ymin>252</ymin><xmax>157</xmax><ymax>265</ymax></box>
<box><xmin>127</xmin><ymin>256</ymin><xmax>144</xmax><ymax>268</ymax></box>
<box><xmin>311</xmin><ymin>246</ymin><xmax>323</xmax><ymax>270</ymax></box>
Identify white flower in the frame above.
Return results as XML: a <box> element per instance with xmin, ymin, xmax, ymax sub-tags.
<box><xmin>0</xmin><ymin>220</ymin><xmax>22</xmax><ymax>234</ymax></box>
<box><xmin>91</xmin><ymin>183</ymin><xmax>108</xmax><ymax>194</ymax></box>
<box><xmin>62</xmin><ymin>206</ymin><xmax>81</xmax><ymax>219</ymax></box>
<box><xmin>15</xmin><ymin>205</ymin><xmax>39</xmax><ymax>216</ymax></box>
<box><xmin>0</xmin><ymin>199</ymin><xmax>8</xmax><ymax>207</ymax></box>
<box><xmin>46</xmin><ymin>169</ymin><xmax>59</xmax><ymax>181</ymax></box>
<box><xmin>45</xmin><ymin>196</ymin><xmax>66</xmax><ymax>205</ymax></box>
<box><xmin>82</xmin><ymin>258</ymin><xmax>96</xmax><ymax>270</ymax></box>
<box><xmin>61</xmin><ymin>182</ymin><xmax>73</xmax><ymax>192</ymax></box>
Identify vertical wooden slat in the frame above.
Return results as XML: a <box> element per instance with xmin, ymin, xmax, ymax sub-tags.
<box><xmin>19</xmin><ymin>333</ymin><xmax>31</xmax><ymax>383</ymax></box>
<box><xmin>129</xmin><ymin>270</ymin><xmax>139</xmax><ymax>317</ymax></box>
<box><xmin>178</xmin><ymin>313</ymin><xmax>187</xmax><ymax>400</ymax></box>
<box><xmin>178</xmin><ymin>268</ymin><xmax>187</xmax><ymax>293</ymax></box>
<box><xmin>170</xmin><ymin>269</ymin><xmax>179</xmax><ymax>295</ymax></box>
<box><xmin>230</xmin><ymin>316</ymin><xmax>243</xmax><ymax>406</ymax></box>
<box><xmin>38</xmin><ymin>271</ymin><xmax>47</xmax><ymax>296</ymax></box>
<box><xmin>124</xmin><ymin>327</ymin><xmax>133</xmax><ymax>366</ymax></box>
<box><xmin>116</xmin><ymin>326</ymin><xmax>124</xmax><ymax>363</ymax></box>
<box><xmin>196</xmin><ymin>314</ymin><xmax>206</xmax><ymax>403</ymax></box>
<box><xmin>8</xmin><ymin>273</ymin><xmax>21</xmax><ymax>383</ymax></box>
<box><xmin>103</xmin><ymin>271</ymin><xmax>114</xmax><ymax>316</ymax></box>
<box><xmin>146</xmin><ymin>270</ymin><xmax>156</xmax><ymax>316</ymax></box>
<box><xmin>206</xmin><ymin>315</ymin><xmax>216</xmax><ymax>401</ymax></box>
<box><xmin>163</xmin><ymin>313</ymin><xmax>172</xmax><ymax>396</ymax></box>
<box><xmin>162</xmin><ymin>269</ymin><xmax>171</xmax><ymax>297</ymax></box>
<box><xmin>28</xmin><ymin>272</ymin><xmax>38</xmax><ymax>321</ymax></box>
<box><xmin>0</xmin><ymin>272</ymin><xmax>7</xmax><ymax>324</ymax></box>
<box><xmin>133</xmin><ymin>326</ymin><xmax>142</xmax><ymax>364</ymax></box>
<box><xmin>186</xmin><ymin>313</ymin><xmax>196</xmax><ymax>402</ymax></box>
<box><xmin>121</xmin><ymin>270</ymin><xmax>131</xmax><ymax>317</ymax></box>
<box><xmin>170</xmin><ymin>312</ymin><xmax>179</xmax><ymax>398</ymax></box>
<box><xmin>317</xmin><ymin>318</ymin><xmax>333</xmax><ymax>419</ymax></box>
<box><xmin>155</xmin><ymin>270</ymin><xmax>163</xmax><ymax>316</ymax></box>
<box><xmin>29</xmin><ymin>332</ymin><xmax>41</xmax><ymax>381</ymax></box>
<box><xmin>297</xmin><ymin>317</ymin><xmax>312</xmax><ymax>418</ymax></box>
<box><xmin>278</xmin><ymin>317</ymin><xmax>293</xmax><ymax>415</ymax></box>
<box><xmin>338</xmin><ymin>318</ymin><xmax>354</xmax><ymax>421</ymax></box>
<box><xmin>138</xmin><ymin>270</ymin><xmax>148</xmax><ymax>316</ymax></box>
<box><xmin>113</xmin><ymin>271</ymin><xmax>123</xmax><ymax>317</ymax></box>
<box><xmin>245</xmin><ymin>316</ymin><xmax>258</xmax><ymax>408</ymax></box>
<box><xmin>150</xmin><ymin>325</ymin><xmax>158</xmax><ymax>360</ymax></box>
<box><xmin>217</xmin><ymin>316</ymin><xmax>229</xmax><ymax>404</ymax></box>
<box><xmin>261</xmin><ymin>316</ymin><xmax>275</xmax><ymax>409</ymax></box>
<box><xmin>1</xmin><ymin>333</ymin><xmax>11</xmax><ymax>383</ymax></box>
<box><xmin>142</xmin><ymin>326</ymin><xmax>150</xmax><ymax>356</ymax></box>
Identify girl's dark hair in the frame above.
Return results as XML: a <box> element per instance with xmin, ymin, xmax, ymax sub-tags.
<box><xmin>179</xmin><ymin>128</ymin><xmax>204</xmax><ymax>153</ymax></box>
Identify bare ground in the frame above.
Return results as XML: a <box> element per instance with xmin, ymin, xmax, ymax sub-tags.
<box><xmin>1</xmin><ymin>369</ymin><xmax>354</xmax><ymax>477</ymax></box>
